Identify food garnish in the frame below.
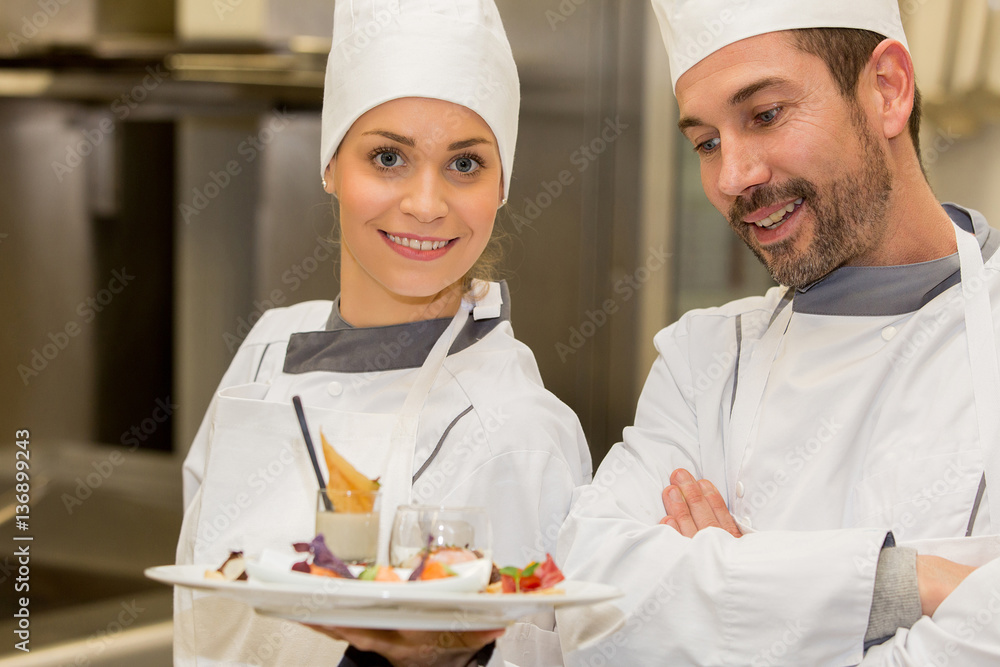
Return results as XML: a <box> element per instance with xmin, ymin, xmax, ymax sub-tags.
<box><xmin>204</xmin><ymin>551</ymin><xmax>248</xmax><ymax>581</ymax></box>
<box><xmin>358</xmin><ymin>565</ymin><xmax>402</xmax><ymax>582</ymax></box>
<box><xmin>293</xmin><ymin>534</ymin><xmax>356</xmax><ymax>579</ymax></box>
<box><xmin>320</xmin><ymin>432</ymin><xmax>379</xmax><ymax>512</ymax></box>
<box><xmin>491</xmin><ymin>554</ymin><xmax>564</xmax><ymax>594</ymax></box>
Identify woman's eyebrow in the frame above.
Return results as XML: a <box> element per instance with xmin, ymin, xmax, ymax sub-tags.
<box><xmin>362</xmin><ymin>130</ymin><xmax>415</xmax><ymax>147</ymax></box>
<box><xmin>447</xmin><ymin>137</ymin><xmax>491</xmax><ymax>151</ymax></box>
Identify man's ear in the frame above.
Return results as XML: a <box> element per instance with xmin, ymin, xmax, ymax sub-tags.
<box><xmin>868</xmin><ymin>39</ymin><xmax>915</xmax><ymax>141</ymax></box>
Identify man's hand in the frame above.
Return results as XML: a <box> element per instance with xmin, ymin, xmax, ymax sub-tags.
<box><xmin>305</xmin><ymin>625</ymin><xmax>504</xmax><ymax>667</ymax></box>
<box><xmin>660</xmin><ymin>468</ymin><xmax>742</xmax><ymax>538</ymax></box>
<box><xmin>916</xmin><ymin>555</ymin><xmax>977</xmax><ymax>617</ymax></box>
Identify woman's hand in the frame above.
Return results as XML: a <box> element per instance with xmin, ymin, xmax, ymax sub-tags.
<box><xmin>306</xmin><ymin>625</ymin><xmax>504</xmax><ymax>667</ymax></box>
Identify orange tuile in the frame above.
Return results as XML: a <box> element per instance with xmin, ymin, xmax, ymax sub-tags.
<box><xmin>320</xmin><ymin>431</ymin><xmax>378</xmax><ymax>512</ymax></box>
<box><xmin>374</xmin><ymin>566</ymin><xmax>402</xmax><ymax>582</ymax></box>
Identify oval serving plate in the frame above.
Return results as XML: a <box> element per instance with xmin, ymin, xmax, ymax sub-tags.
<box><xmin>244</xmin><ymin>550</ymin><xmax>492</xmax><ymax>597</ymax></box>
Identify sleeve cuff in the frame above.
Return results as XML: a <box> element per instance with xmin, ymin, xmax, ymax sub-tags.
<box><xmin>864</xmin><ymin>545</ymin><xmax>922</xmax><ymax>649</ymax></box>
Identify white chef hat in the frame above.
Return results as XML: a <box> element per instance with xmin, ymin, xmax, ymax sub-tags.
<box><xmin>320</xmin><ymin>0</ymin><xmax>520</xmax><ymax>200</ymax></box>
<box><xmin>651</xmin><ymin>0</ymin><xmax>910</xmax><ymax>91</ymax></box>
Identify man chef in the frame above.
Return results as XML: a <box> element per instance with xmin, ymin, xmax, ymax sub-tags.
<box><xmin>556</xmin><ymin>0</ymin><xmax>1000</xmax><ymax>664</ymax></box>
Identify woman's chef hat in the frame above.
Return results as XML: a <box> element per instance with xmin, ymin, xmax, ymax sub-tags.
<box><xmin>651</xmin><ymin>0</ymin><xmax>910</xmax><ymax>91</ymax></box>
<box><xmin>320</xmin><ymin>0</ymin><xmax>520</xmax><ymax>200</ymax></box>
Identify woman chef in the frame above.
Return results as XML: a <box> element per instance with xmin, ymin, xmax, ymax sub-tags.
<box><xmin>173</xmin><ymin>1</ymin><xmax>592</xmax><ymax>665</ymax></box>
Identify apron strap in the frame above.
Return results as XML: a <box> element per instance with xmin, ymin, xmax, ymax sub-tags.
<box><xmin>954</xmin><ymin>222</ymin><xmax>1000</xmax><ymax>533</ymax></box>
<box><xmin>400</xmin><ymin>304</ymin><xmax>469</xmax><ymax>415</ymax></box>
<box><xmin>377</xmin><ymin>302</ymin><xmax>471</xmax><ymax>564</ymax></box>
<box><xmin>728</xmin><ymin>288</ymin><xmax>794</xmax><ymax>499</ymax></box>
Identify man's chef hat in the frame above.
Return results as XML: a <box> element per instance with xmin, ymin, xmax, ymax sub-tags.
<box><xmin>320</xmin><ymin>0</ymin><xmax>520</xmax><ymax>200</ymax></box>
<box><xmin>651</xmin><ymin>0</ymin><xmax>910</xmax><ymax>91</ymax></box>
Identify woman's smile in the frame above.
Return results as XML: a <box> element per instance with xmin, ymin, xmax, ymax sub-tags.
<box><xmin>381</xmin><ymin>231</ymin><xmax>456</xmax><ymax>258</ymax></box>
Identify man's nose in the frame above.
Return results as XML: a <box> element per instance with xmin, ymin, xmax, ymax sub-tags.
<box><xmin>716</xmin><ymin>139</ymin><xmax>770</xmax><ymax>198</ymax></box>
<box><xmin>399</xmin><ymin>169</ymin><xmax>449</xmax><ymax>223</ymax></box>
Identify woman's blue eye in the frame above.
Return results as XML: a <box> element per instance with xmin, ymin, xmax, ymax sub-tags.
<box><xmin>450</xmin><ymin>156</ymin><xmax>480</xmax><ymax>173</ymax></box>
<box><xmin>378</xmin><ymin>152</ymin><xmax>400</xmax><ymax>167</ymax></box>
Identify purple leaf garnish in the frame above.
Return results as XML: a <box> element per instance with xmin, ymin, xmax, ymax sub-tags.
<box><xmin>291</xmin><ymin>560</ymin><xmax>311</xmax><ymax>573</ymax></box>
<box><xmin>308</xmin><ymin>534</ymin><xmax>355</xmax><ymax>579</ymax></box>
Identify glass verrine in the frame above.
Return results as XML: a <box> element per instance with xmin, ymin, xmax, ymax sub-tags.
<box><xmin>389</xmin><ymin>505</ymin><xmax>492</xmax><ymax>568</ymax></box>
<box><xmin>315</xmin><ymin>489</ymin><xmax>380</xmax><ymax>566</ymax></box>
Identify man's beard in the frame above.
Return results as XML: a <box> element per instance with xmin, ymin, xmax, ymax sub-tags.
<box><xmin>726</xmin><ymin>121</ymin><xmax>893</xmax><ymax>289</ymax></box>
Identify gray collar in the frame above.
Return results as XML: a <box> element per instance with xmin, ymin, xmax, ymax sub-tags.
<box><xmin>792</xmin><ymin>204</ymin><xmax>999</xmax><ymax>316</ymax></box>
<box><xmin>283</xmin><ymin>281</ymin><xmax>511</xmax><ymax>374</ymax></box>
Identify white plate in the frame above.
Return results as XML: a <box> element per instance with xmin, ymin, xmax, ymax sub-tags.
<box><xmin>245</xmin><ymin>552</ymin><xmax>493</xmax><ymax>596</ymax></box>
<box><xmin>145</xmin><ymin>564</ymin><xmax>622</xmax><ymax>630</ymax></box>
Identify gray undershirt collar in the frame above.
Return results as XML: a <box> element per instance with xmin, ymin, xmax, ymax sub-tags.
<box><xmin>792</xmin><ymin>204</ymin><xmax>999</xmax><ymax>317</ymax></box>
<box><xmin>283</xmin><ymin>281</ymin><xmax>511</xmax><ymax>374</ymax></box>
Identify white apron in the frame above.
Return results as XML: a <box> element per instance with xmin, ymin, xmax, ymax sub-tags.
<box><xmin>729</xmin><ymin>222</ymin><xmax>999</xmax><ymax>556</ymax></box>
<box><xmin>175</xmin><ymin>305</ymin><xmax>468</xmax><ymax>666</ymax></box>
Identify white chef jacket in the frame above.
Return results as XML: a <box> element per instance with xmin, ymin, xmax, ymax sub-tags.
<box><xmin>175</xmin><ymin>281</ymin><xmax>591</xmax><ymax>666</ymax></box>
<box><xmin>557</xmin><ymin>205</ymin><xmax>1000</xmax><ymax>666</ymax></box>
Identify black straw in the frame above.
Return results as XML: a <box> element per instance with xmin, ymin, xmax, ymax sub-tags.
<box><xmin>292</xmin><ymin>395</ymin><xmax>333</xmax><ymax>511</ymax></box>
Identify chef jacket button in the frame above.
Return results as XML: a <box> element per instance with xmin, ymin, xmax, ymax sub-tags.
<box><xmin>735</xmin><ymin>481</ymin><xmax>745</xmax><ymax>498</ymax></box>
<box><xmin>327</xmin><ymin>381</ymin><xmax>343</xmax><ymax>396</ymax></box>
<box><xmin>881</xmin><ymin>326</ymin><xmax>897</xmax><ymax>341</ymax></box>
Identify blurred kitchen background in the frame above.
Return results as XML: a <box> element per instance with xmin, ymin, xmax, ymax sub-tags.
<box><xmin>1</xmin><ymin>0</ymin><xmax>999</xmax><ymax>663</ymax></box>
